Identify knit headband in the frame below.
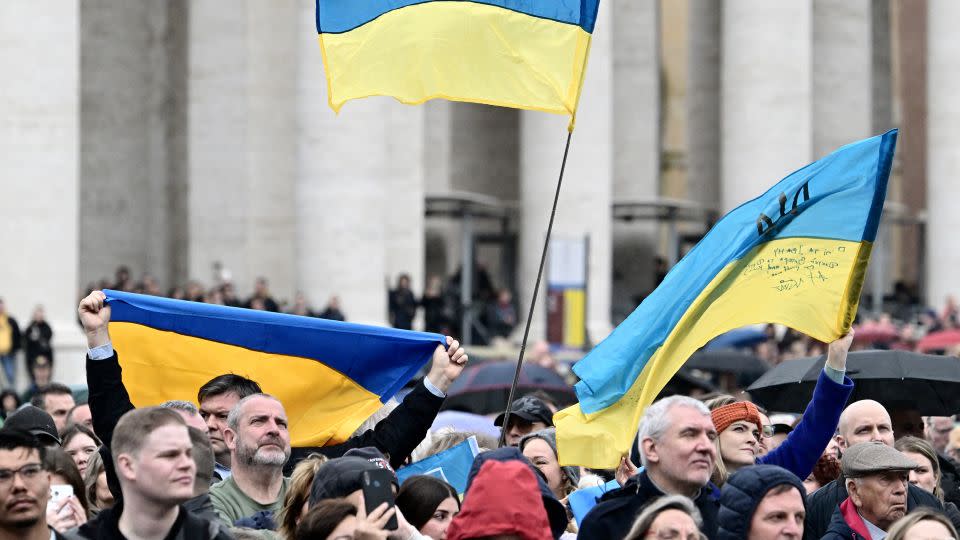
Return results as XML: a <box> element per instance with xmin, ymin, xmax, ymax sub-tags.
<box><xmin>711</xmin><ymin>401</ymin><xmax>762</xmax><ymax>434</ymax></box>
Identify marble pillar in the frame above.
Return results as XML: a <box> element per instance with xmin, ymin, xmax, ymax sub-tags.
<box><xmin>520</xmin><ymin>4</ymin><xmax>613</xmax><ymax>344</ymax></box>
<box><xmin>297</xmin><ymin>2</ymin><xmax>391</xmax><ymax>326</ymax></box>
<box><xmin>721</xmin><ymin>1</ymin><xmax>813</xmax><ymax>211</ymax></box>
<box><xmin>0</xmin><ymin>0</ymin><xmax>85</xmax><ymax>385</ymax></box>
<box><xmin>188</xmin><ymin>0</ymin><xmax>298</xmax><ymax>302</ymax></box>
<box><xmin>925</xmin><ymin>0</ymin><xmax>960</xmax><ymax>308</ymax></box>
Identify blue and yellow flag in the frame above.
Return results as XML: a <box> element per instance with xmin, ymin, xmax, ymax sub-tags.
<box><xmin>104</xmin><ymin>290</ymin><xmax>443</xmax><ymax>447</ymax></box>
<box><xmin>555</xmin><ymin>130</ymin><xmax>898</xmax><ymax>468</ymax></box>
<box><xmin>315</xmin><ymin>0</ymin><xmax>601</xmax><ymax>123</ymax></box>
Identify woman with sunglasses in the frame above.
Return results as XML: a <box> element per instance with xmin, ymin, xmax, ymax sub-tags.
<box><xmin>705</xmin><ymin>331</ymin><xmax>855</xmax><ymax>486</ymax></box>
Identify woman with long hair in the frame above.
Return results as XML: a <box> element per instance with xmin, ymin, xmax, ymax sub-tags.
<box><xmin>277</xmin><ymin>453</ymin><xmax>328</xmax><ymax>539</ymax></box>
<box><xmin>395</xmin><ymin>476</ymin><xmax>460</xmax><ymax>540</ymax></box>
<box><xmin>61</xmin><ymin>423</ymin><xmax>102</xmax><ymax>477</ymax></box>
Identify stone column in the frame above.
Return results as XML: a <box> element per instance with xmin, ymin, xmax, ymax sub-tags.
<box><xmin>297</xmin><ymin>2</ymin><xmax>390</xmax><ymax>325</ymax></box>
<box><xmin>188</xmin><ymin>1</ymin><xmax>298</xmax><ymax>301</ymax></box>
<box><xmin>79</xmin><ymin>0</ymin><xmax>189</xmax><ymax>290</ymax></box>
<box><xmin>721</xmin><ymin>1</ymin><xmax>813</xmax><ymax>211</ymax></box>
<box><xmin>687</xmin><ymin>1</ymin><xmax>721</xmax><ymax>208</ymax></box>
<box><xmin>0</xmin><ymin>0</ymin><xmax>85</xmax><ymax>385</ymax></box>
<box><xmin>812</xmin><ymin>0</ymin><xmax>873</xmax><ymax>157</ymax></box>
<box><xmin>926</xmin><ymin>0</ymin><xmax>960</xmax><ymax>308</ymax></box>
<box><xmin>611</xmin><ymin>0</ymin><xmax>660</xmax><ymax>322</ymax></box>
<box><xmin>520</xmin><ymin>4</ymin><xmax>613</xmax><ymax>344</ymax></box>
<box><xmin>898</xmin><ymin>0</ymin><xmax>927</xmax><ymax>297</ymax></box>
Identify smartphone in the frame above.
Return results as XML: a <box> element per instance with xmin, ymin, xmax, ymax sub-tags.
<box><xmin>361</xmin><ymin>469</ymin><xmax>398</xmax><ymax>531</ymax></box>
<box><xmin>47</xmin><ymin>484</ymin><xmax>73</xmax><ymax>514</ymax></box>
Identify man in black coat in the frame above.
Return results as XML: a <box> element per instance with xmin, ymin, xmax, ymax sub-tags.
<box><xmin>579</xmin><ymin>395</ymin><xmax>720</xmax><ymax>540</ymax></box>
<box><xmin>804</xmin><ymin>400</ymin><xmax>960</xmax><ymax>539</ymax></box>
<box><xmin>717</xmin><ymin>465</ymin><xmax>807</xmax><ymax>540</ymax></box>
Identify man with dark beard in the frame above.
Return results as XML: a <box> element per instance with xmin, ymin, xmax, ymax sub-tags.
<box><xmin>209</xmin><ymin>394</ymin><xmax>291</xmax><ymax>525</ymax></box>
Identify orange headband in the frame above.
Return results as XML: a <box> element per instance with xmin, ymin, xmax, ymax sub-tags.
<box><xmin>711</xmin><ymin>401</ymin><xmax>762</xmax><ymax>434</ymax></box>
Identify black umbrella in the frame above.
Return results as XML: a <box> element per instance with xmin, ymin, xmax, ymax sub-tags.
<box><xmin>747</xmin><ymin>350</ymin><xmax>960</xmax><ymax>415</ymax></box>
<box><xmin>442</xmin><ymin>362</ymin><xmax>575</xmax><ymax>415</ymax></box>
<box><xmin>686</xmin><ymin>350</ymin><xmax>770</xmax><ymax>376</ymax></box>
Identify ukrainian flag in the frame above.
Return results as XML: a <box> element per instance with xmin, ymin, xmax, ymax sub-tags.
<box><xmin>555</xmin><ymin>130</ymin><xmax>898</xmax><ymax>468</ymax></box>
<box><xmin>103</xmin><ymin>290</ymin><xmax>443</xmax><ymax>447</ymax></box>
<box><xmin>316</xmin><ymin>0</ymin><xmax>600</xmax><ymax>121</ymax></box>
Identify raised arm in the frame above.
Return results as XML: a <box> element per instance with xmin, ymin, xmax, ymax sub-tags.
<box><xmin>291</xmin><ymin>336</ymin><xmax>468</xmax><ymax>469</ymax></box>
<box><xmin>758</xmin><ymin>331</ymin><xmax>854</xmax><ymax>479</ymax></box>
<box><xmin>79</xmin><ymin>291</ymin><xmax>135</xmax><ymax>446</ymax></box>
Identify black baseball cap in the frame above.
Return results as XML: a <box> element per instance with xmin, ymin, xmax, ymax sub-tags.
<box><xmin>310</xmin><ymin>448</ymin><xmax>399</xmax><ymax>505</ymax></box>
<box><xmin>4</xmin><ymin>405</ymin><xmax>60</xmax><ymax>446</ymax></box>
<box><xmin>494</xmin><ymin>396</ymin><xmax>553</xmax><ymax>427</ymax></box>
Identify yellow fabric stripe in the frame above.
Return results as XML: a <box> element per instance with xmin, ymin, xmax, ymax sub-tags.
<box><xmin>110</xmin><ymin>322</ymin><xmax>382</xmax><ymax>447</ymax></box>
<box><xmin>556</xmin><ymin>237</ymin><xmax>871</xmax><ymax>467</ymax></box>
<box><xmin>318</xmin><ymin>2</ymin><xmax>592</xmax><ymax>118</ymax></box>
<box><xmin>563</xmin><ymin>289</ymin><xmax>586</xmax><ymax>348</ymax></box>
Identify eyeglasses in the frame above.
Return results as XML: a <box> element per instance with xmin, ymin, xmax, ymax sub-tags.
<box><xmin>0</xmin><ymin>463</ymin><xmax>43</xmax><ymax>486</ymax></box>
<box><xmin>761</xmin><ymin>425</ymin><xmax>775</xmax><ymax>439</ymax></box>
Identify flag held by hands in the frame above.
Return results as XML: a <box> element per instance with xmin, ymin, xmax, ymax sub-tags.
<box><xmin>555</xmin><ymin>130</ymin><xmax>899</xmax><ymax>468</ymax></box>
<box><xmin>315</xmin><ymin>0</ymin><xmax>601</xmax><ymax>125</ymax></box>
<box><xmin>104</xmin><ymin>290</ymin><xmax>443</xmax><ymax>447</ymax></box>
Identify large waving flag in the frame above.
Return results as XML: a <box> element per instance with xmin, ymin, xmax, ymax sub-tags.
<box><xmin>315</xmin><ymin>0</ymin><xmax>601</xmax><ymax>123</ymax></box>
<box><xmin>103</xmin><ymin>290</ymin><xmax>443</xmax><ymax>447</ymax></box>
<box><xmin>555</xmin><ymin>130</ymin><xmax>898</xmax><ymax>468</ymax></box>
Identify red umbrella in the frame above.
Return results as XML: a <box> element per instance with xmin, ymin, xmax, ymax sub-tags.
<box><xmin>917</xmin><ymin>329</ymin><xmax>960</xmax><ymax>353</ymax></box>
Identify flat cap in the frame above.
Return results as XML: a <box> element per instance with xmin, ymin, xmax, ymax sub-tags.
<box><xmin>841</xmin><ymin>442</ymin><xmax>918</xmax><ymax>478</ymax></box>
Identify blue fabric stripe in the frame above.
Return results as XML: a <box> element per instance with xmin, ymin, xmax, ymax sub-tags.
<box><xmin>105</xmin><ymin>290</ymin><xmax>443</xmax><ymax>399</ymax></box>
<box><xmin>316</xmin><ymin>0</ymin><xmax>600</xmax><ymax>34</ymax></box>
<box><xmin>572</xmin><ymin>130</ymin><xmax>898</xmax><ymax>414</ymax></box>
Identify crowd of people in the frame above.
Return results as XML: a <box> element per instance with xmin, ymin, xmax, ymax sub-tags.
<box><xmin>0</xmin><ymin>267</ymin><xmax>959</xmax><ymax>538</ymax></box>
<box><xmin>0</xmin><ymin>292</ymin><xmax>952</xmax><ymax>539</ymax></box>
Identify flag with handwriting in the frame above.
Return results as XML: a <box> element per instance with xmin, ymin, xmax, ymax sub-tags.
<box><xmin>555</xmin><ymin>130</ymin><xmax>898</xmax><ymax>468</ymax></box>
<box><xmin>104</xmin><ymin>290</ymin><xmax>443</xmax><ymax>447</ymax></box>
<box><xmin>315</xmin><ymin>0</ymin><xmax>600</xmax><ymax>125</ymax></box>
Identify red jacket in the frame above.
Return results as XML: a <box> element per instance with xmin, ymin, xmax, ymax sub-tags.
<box><xmin>447</xmin><ymin>460</ymin><xmax>553</xmax><ymax>540</ymax></box>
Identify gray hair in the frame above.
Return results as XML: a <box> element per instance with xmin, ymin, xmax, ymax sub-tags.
<box><xmin>226</xmin><ymin>393</ymin><xmax>282</xmax><ymax>432</ymax></box>
<box><xmin>160</xmin><ymin>400</ymin><xmax>199</xmax><ymax>415</ymax></box>
<box><xmin>624</xmin><ymin>494</ymin><xmax>705</xmax><ymax>540</ymax></box>
<box><xmin>637</xmin><ymin>396</ymin><xmax>711</xmax><ymax>467</ymax></box>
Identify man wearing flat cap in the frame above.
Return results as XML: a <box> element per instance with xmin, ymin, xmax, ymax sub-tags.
<box><xmin>822</xmin><ymin>442</ymin><xmax>918</xmax><ymax>539</ymax></box>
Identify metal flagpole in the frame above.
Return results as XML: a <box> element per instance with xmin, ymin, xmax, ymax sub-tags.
<box><xmin>498</xmin><ymin>130</ymin><xmax>574</xmax><ymax>447</ymax></box>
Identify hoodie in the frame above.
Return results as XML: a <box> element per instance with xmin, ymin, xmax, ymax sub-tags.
<box><xmin>448</xmin><ymin>460</ymin><xmax>553</xmax><ymax>540</ymax></box>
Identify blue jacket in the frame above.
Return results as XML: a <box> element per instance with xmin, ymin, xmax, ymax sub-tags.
<box><xmin>756</xmin><ymin>369</ymin><xmax>853</xmax><ymax>480</ymax></box>
<box><xmin>717</xmin><ymin>465</ymin><xmax>806</xmax><ymax>540</ymax></box>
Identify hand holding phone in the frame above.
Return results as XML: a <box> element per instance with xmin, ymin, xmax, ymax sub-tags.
<box><xmin>361</xmin><ymin>469</ymin><xmax>398</xmax><ymax>531</ymax></box>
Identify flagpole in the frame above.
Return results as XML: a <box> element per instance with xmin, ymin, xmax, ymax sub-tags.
<box><xmin>498</xmin><ymin>130</ymin><xmax>573</xmax><ymax>447</ymax></box>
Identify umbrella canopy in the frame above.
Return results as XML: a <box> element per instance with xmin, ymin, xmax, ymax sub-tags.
<box><xmin>686</xmin><ymin>350</ymin><xmax>770</xmax><ymax>376</ymax></box>
<box><xmin>747</xmin><ymin>350</ymin><xmax>960</xmax><ymax>415</ymax></box>
<box><xmin>442</xmin><ymin>362</ymin><xmax>575</xmax><ymax>415</ymax></box>
<box><xmin>917</xmin><ymin>329</ymin><xmax>960</xmax><ymax>353</ymax></box>
<box><xmin>704</xmin><ymin>327</ymin><xmax>768</xmax><ymax>351</ymax></box>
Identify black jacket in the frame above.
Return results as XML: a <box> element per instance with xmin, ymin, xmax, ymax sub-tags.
<box><xmin>62</xmin><ymin>503</ymin><xmax>231</xmax><ymax>540</ymax></box>
<box><xmin>578</xmin><ymin>471</ymin><xmax>720</xmax><ymax>540</ymax></box>
<box><xmin>939</xmin><ymin>452</ymin><xmax>960</xmax><ymax>508</ymax></box>
<box><xmin>804</xmin><ymin>476</ymin><xmax>959</xmax><ymax>540</ymax></box>
<box><xmin>820</xmin><ymin>505</ymin><xmax>867</xmax><ymax>540</ymax></box>
<box><xmin>290</xmin><ymin>378</ymin><xmax>445</xmax><ymax>471</ymax></box>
